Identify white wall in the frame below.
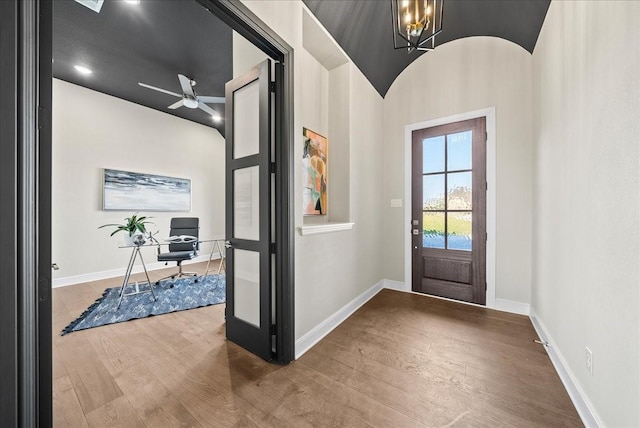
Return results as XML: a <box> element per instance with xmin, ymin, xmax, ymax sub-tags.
<box><xmin>232</xmin><ymin>31</ymin><xmax>269</xmax><ymax>78</ymax></box>
<box><xmin>52</xmin><ymin>79</ymin><xmax>225</xmax><ymax>281</ymax></box>
<box><xmin>382</xmin><ymin>37</ymin><xmax>534</xmax><ymax>304</ymax></box>
<box><xmin>327</xmin><ymin>62</ymin><xmax>351</xmax><ymax>223</ymax></box>
<box><xmin>532</xmin><ymin>1</ymin><xmax>640</xmax><ymax>426</ymax></box>
<box><xmin>239</xmin><ymin>1</ymin><xmax>385</xmax><ymax>341</ymax></box>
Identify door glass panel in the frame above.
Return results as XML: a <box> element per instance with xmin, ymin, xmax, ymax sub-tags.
<box><xmin>423</xmin><ymin>174</ymin><xmax>445</xmax><ymax>210</ymax></box>
<box><xmin>423</xmin><ymin>136</ymin><xmax>445</xmax><ymax>173</ymax></box>
<box><xmin>447</xmin><ymin>212</ymin><xmax>472</xmax><ymax>251</ymax></box>
<box><xmin>423</xmin><ymin>211</ymin><xmax>445</xmax><ymax>249</ymax></box>
<box><xmin>233</xmin><ymin>249</ymin><xmax>260</xmax><ymax>327</ymax></box>
<box><xmin>447</xmin><ymin>171</ymin><xmax>472</xmax><ymax>209</ymax></box>
<box><xmin>233</xmin><ymin>79</ymin><xmax>260</xmax><ymax>159</ymax></box>
<box><xmin>234</xmin><ymin>166</ymin><xmax>259</xmax><ymax>240</ymax></box>
<box><xmin>447</xmin><ymin>131</ymin><xmax>472</xmax><ymax>171</ymax></box>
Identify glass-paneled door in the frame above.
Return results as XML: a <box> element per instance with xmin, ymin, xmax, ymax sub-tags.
<box><xmin>411</xmin><ymin>117</ymin><xmax>487</xmax><ymax>304</ymax></box>
<box><xmin>225</xmin><ymin>60</ymin><xmax>273</xmax><ymax>360</ymax></box>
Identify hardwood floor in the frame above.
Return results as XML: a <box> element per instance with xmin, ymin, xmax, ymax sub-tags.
<box><xmin>53</xmin><ymin>266</ymin><xmax>582</xmax><ymax>427</ymax></box>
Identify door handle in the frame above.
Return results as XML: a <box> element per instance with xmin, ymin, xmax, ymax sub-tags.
<box><xmin>224</xmin><ymin>241</ymin><xmax>233</xmax><ymax>249</ymax></box>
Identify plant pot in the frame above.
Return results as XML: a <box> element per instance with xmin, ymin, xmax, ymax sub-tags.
<box><xmin>124</xmin><ymin>231</ymin><xmax>146</xmax><ymax>246</ymax></box>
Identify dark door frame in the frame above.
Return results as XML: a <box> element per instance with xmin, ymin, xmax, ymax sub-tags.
<box><xmin>1</xmin><ymin>0</ymin><xmax>53</xmax><ymax>426</ymax></box>
<box><xmin>2</xmin><ymin>0</ymin><xmax>295</xmax><ymax>425</ymax></box>
<box><xmin>0</xmin><ymin>1</ymin><xmax>20</xmax><ymax>425</ymax></box>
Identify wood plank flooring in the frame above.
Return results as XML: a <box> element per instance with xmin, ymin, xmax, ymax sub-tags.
<box><xmin>53</xmin><ymin>265</ymin><xmax>582</xmax><ymax>427</ymax></box>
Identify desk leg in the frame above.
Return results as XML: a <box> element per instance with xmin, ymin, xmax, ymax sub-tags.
<box><xmin>203</xmin><ymin>241</ymin><xmax>215</xmax><ymax>280</ymax></box>
<box><xmin>217</xmin><ymin>241</ymin><xmax>226</xmax><ymax>276</ymax></box>
<box><xmin>117</xmin><ymin>247</ymin><xmax>137</xmax><ymax>309</ymax></box>
<box><xmin>203</xmin><ymin>240</ymin><xmax>225</xmax><ymax>280</ymax></box>
<box><xmin>137</xmin><ymin>250</ymin><xmax>156</xmax><ymax>301</ymax></box>
<box><xmin>117</xmin><ymin>247</ymin><xmax>156</xmax><ymax>309</ymax></box>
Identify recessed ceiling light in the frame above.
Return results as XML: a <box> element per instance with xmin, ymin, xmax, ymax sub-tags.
<box><xmin>212</xmin><ymin>115</ymin><xmax>222</xmax><ymax>122</ymax></box>
<box><xmin>125</xmin><ymin>0</ymin><xmax>140</xmax><ymax>4</ymax></box>
<box><xmin>74</xmin><ymin>65</ymin><xmax>93</xmax><ymax>75</ymax></box>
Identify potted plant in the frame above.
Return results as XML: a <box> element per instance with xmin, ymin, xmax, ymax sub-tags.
<box><xmin>99</xmin><ymin>213</ymin><xmax>154</xmax><ymax>246</ymax></box>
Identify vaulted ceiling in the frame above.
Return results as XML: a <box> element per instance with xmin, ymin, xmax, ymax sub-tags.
<box><xmin>302</xmin><ymin>0</ymin><xmax>550</xmax><ymax>97</ymax></box>
<box><xmin>53</xmin><ymin>0</ymin><xmax>550</xmax><ymax>129</ymax></box>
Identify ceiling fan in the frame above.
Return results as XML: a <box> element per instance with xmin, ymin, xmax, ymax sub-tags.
<box><xmin>138</xmin><ymin>74</ymin><xmax>224</xmax><ymax>118</ymax></box>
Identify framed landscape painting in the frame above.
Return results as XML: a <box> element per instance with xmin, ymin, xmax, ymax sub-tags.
<box><xmin>103</xmin><ymin>169</ymin><xmax>191</xmax><ymax>211</ymax></box>
<box><xmin>302</xmin><ymin>128</ymin><xmax>328</xmax><ymax>215</ymax></box>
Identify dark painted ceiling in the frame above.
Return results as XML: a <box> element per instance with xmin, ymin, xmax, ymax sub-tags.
<box><xmin>53</xmin><ymin>0</ymin><xmax>232</xmax><ymax>133</ymax></box>
<box><xmin>303</xmin><ymin>0</ymin><xmax>550</xmax><ymax>97</ymax></box>
<box><xmin>54</xmin><ymin>0</ymin><xmax>550</xmax><ymax>131</ymax></box>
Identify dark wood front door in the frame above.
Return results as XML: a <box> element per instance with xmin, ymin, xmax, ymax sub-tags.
<box><xmin>411</xmin><ymin>117</ymin><xmax>487</xmax><ymax>305</ymax></box>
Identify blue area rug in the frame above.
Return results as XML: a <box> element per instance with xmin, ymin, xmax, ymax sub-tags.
<box><xmin>61</xmin><ymin>275</ymin><xmax>225</xmax><ymax>335</ymax></box>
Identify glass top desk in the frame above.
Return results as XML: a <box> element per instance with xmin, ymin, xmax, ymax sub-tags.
<box><xmin>117</xmin><ymin>238</ymin><xmax>226</xmax><ymax>308</ymax></box>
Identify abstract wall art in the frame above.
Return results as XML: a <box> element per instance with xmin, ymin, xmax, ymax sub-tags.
<box><xmin>103</xmin><ymin>169</ymin><xmax>191</xmax><ymax>211</ymax></box>
<box><xmin>302</xmin><ymin>128</ymin><xmax>328</xmax><ymax>216</ymax></box>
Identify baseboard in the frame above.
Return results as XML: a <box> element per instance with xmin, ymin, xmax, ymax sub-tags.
<box><xmin>529</xmin><ymin>309</ymin><xmax>603</xmax><ymax>428</ymax></box>
<box><xmin>294</xmin><ymin>280</ymin><xmax>384</xmax><ymax>359</ymax></box>
<box><xmin>382</xmin><ymin>280</ymin><xmax>530</xmax><ymax>316</ymax></box>
<box><xmin>52</xmin><ymin>253</ymin><xmax>220</xmax><ymax>288</ymax></box>
<box><xmin>494</xmin><ymin>298</ymin><xmax>530</xmax><ymax>315</ymax></box>
<box><xmin>382</xmin><ymin>279</ymin><xmax>410</xmax><ymax>292</ymax></box>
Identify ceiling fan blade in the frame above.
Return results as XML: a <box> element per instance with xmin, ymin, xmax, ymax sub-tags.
<box><xmin>178</xmin><ymin>74</ymin><xmax>196</xmax><ymax>97</ymax></box>
<box><xmin>138</xmin><ymin>82</ymin><xmax>181</xmax><ymax>98</ymax></box>
<box><xmin>167</xmin><ymin>100</ymin><xmax>184</xmax><ymax>110</ymax></box>
<box><xmin>197</xmin><ymin>101</ymin><xmax>217</xmax><ymax>116</ymax></box>
<box><xmin>198</xmin><ymin>96</ymin><xmax>225</xmax><ymax>104</ymax></box>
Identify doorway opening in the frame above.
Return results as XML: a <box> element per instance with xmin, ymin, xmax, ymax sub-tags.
<box><xmin>8</xmin><ymin>0</ymin><xmax>295</xmax><ymax>424</ymax></box>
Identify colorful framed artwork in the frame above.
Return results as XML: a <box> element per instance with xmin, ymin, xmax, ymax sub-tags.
<box><xmin>103</xmin><ymin>168</ymin><xmax>191</xmax><ymax>211</ymax></box>
<box><xmin>302</xmin><ymin>128</ymin><xmax>328</xmax><ymax>215</ymax></box>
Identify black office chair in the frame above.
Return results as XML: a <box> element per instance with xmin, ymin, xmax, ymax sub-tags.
<box><xmin>156</xmin><ymin>217</ymin><xmax>199</xmax><ymax>286</ymax></box>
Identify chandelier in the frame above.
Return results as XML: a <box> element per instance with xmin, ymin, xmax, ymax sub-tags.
<box><xmin>391</xmin><ymin>0</ymin><xmax>443</xmax><ymax>53</ymax></box>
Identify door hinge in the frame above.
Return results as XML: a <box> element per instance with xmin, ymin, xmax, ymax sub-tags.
<box><xmin>38</xmin><ymin>105</ymin><xmax>50</xmax><ymax>130</ymax></box>
<box><xmin>486</xmin><ymin>182</ymin><xmax>488</xmax><ymax>190</ymax></box>
<box><xmin>485</xmin><ymin>232</ymin><xmax>488</xmax><ymax>241</ymax></box>
<box><xmin>270</xmin><ymin>162</ymin><xmax>276</xmax><ymax>173</ymax></box>
<box><xmin>270</xmin><ymin>81</ymin><xmax>276</xmax><ymax>93</ymax></box>
<box><xmin>270</xmin><ymin>243</ymin><xmax>276</xmax><ymax>254</ymax></box>
<box><xmin>271</xmin><ymin>324</ymin><xmax>277</xmax><ymax>357</ymax></box>
<box><xmin>485</xmin><ymin>282</ymin><xmax>487</xmax><ymax>291</ymax></box>
<box><xmin>485</xmin><ymin>131</ymin><xmax>488</xmax><ymax>142</ymax></box>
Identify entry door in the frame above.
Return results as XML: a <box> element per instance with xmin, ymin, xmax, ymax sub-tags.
<box><xmin>411</xmin><ymin>117</ymin><xmax>486</xmax><ymax>304</ymax></box>
<box><xmin>225</xmin><ymin>59</ymin><xmax>273</xmax><ymax>361</ymax></box>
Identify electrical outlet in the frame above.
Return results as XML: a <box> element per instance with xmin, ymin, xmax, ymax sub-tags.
<box><xmin>585</xmin><ymin>346</ymin><xmax>593</xmax><ymax>375</ymax></box>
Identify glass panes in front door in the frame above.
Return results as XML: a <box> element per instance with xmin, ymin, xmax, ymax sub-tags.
<box><xmin>422</xmin><ymin>130</ymin><xmax>473</xmax><ymax>250</ymax></box>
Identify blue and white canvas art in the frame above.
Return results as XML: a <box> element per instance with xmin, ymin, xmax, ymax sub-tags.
<box><xmin>103</xmin><ymin>169</ymin><xmax>191</xmax><ymax>211</ymax></box>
